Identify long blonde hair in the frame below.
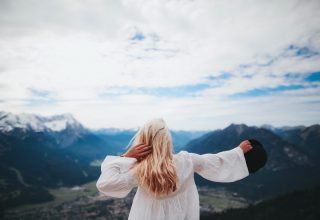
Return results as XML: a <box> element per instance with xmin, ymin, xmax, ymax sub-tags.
<box><xmin>128</xmin><ymin>118</ymin><xmax>178</xmax><ymax>197</ymax></box>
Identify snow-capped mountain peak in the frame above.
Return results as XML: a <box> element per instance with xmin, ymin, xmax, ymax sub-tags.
<box><xmin>0</xmin><ymin>111</ymin><xmax>84</xmax><ymax>132</ymax></box>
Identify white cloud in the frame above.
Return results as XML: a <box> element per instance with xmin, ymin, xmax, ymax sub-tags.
<box><xmin>0</xmin><ymin>0</ymin><xmax>320</xmax><ymax>129</ymax></box>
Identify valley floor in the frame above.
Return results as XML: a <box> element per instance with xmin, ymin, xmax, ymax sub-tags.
<box><xmin>1</xmin><ymin>181</ymin><xmax>250</xmax><ymax>220</ymax></box>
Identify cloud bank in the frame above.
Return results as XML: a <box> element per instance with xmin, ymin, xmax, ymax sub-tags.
<box><xmin>0</xmin><ymin>0</ymin><xmax>319</xmax><ymax>129</ymax></box>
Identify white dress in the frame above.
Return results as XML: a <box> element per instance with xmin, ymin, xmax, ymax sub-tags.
<box><xmin>96</xmin><ymin>145</ymin><xmax>249</xmax><ymax>220</ymax></box>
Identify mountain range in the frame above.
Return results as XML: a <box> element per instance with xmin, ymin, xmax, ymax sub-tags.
<box><xmin>0</xmin><ymin>111</ymin><xmax>205</xmax><ymax>209</ymax></box>
<box><xmin>0</xmin><ymin>111</ymin><xmax>319</xmax><ymax>211</ymax></box>
<box><xmin>185</xmin><ymin>123</ymin><xmax>320</xmax><ymax>201</ymax></box>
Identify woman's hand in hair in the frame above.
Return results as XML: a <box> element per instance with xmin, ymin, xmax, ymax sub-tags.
<box><xmin>122</xmin><ymin>144</ymin><xmax>152</xmax><ymax>161</ymax></box>
<box><xmin>239</xmin><ymin>140</ymin><xmax>253</xmax><ymax>154</ymax></box>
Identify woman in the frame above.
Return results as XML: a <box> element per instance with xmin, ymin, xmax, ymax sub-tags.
<box><xmin>96</xmin><ymin>118</ymin><xmax>253</xmax><ymax>220</ymax></box>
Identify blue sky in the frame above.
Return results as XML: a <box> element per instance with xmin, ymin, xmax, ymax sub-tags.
<box><xmin>0</xmin><ymin>0</ymin><xmax>319</xmax><ymax>130</ymax></box>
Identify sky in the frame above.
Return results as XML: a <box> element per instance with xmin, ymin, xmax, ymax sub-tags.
<box><xmin>0</xmin><ymin>0</ymin><xmax>320</xmax><ymax>130</ymax></box>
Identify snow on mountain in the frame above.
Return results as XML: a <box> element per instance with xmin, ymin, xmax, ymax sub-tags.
<box><xmin>0</xmin><ymin>111</ymin><xmax>85</xmax><ymax>133</ymax></box>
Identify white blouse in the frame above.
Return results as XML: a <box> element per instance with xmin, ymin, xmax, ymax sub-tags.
<box><xmin>96</xmin><ymin>145</ymin><xmax>249</xmax><ymax>220</ymax></box>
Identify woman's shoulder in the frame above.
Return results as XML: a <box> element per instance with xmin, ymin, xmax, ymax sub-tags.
<box><xmin>174</xmin><ymin>150</ymin><xmax>190</xmax><ymax>157</ymax></box>
<box><xmin>173</xmin><ymin>150</ymin><xmax>193</xmax><ymax>163</ymax></box>
<box><xmin>173</xmin><ymin>151</ymin><xmax>194</xmax><ymax>182</ymax></box>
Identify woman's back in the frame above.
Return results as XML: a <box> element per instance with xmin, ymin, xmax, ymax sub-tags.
<box><xmin>96</xmin><ymin>146</ymin><xmax>249</xmax><ymax>220</ymax></box>
<box><xmin>129</xmin><ymin>151</ymin><xmax>198</xmax><ymax>220</ymax></box>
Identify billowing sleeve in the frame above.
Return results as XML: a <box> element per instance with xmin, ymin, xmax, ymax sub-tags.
<box><xmin>189</xmin><ymin>145</ymin><xmax>249</xmax><ymax>182</ymax></box>
<box><xmin>96</xmin><ymin>155</ymin><xmax>138</xmax><ymax>198</ymax></box>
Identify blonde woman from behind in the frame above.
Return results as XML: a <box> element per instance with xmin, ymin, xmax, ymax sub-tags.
<box><xmin>96</xmin><ymin>118</ymin><xmax>252</xmax><ymax>220</ymax></box>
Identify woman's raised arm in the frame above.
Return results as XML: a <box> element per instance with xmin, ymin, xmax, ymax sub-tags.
<box><xmin>189</xmin><ymin>144</ymin><xmax>250</xmax><ymax>183</ymax></box>
<box><xmin>96</xmin><ymin>155</ymin><xmax>138</xmax><ymax>198</ymax></box>
<box><xmin>96</xmin><ymin>143</ymin><xmax>152</xmax><ymax>198</ymax></box>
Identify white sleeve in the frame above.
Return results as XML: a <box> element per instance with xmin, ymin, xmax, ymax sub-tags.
<box><xmin>96</xmin><ymin>155</ymin><xmax>138</xmax><ymax>198</ymax></box>
<box><xmin>189</xmin><ymin>145</ymin><xmax>249</xmax><ymax>182</ymax></box>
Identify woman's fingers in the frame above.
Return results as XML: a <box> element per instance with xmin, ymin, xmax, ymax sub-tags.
<box><xmin>138</xmin><ymin>146</ymin><xmax>152</xmax><ymax>152</ymax></box>
<box><xmin>135</xmin><ymin>143</ymin><xmax>146</xmax><ymax>149</ymax></box>
<box><xmin>245</xmin><ymin>141</ymin><xmax>253</xmax><ymax>151</ymax></box>
<box><xmin>240</xmin><ymin>140</ymin><xmax>253</xmax><ymax>153</ymax></box>
<box><xmin>138</xmin><ymin>149</ymin><xmax>152</xmax><ymax>157</ymax></box>
<box><xmin>135</xmin><ymin>143</ymin><xmax>150</xmax><ymax>150</ymax></box>
<box><xmin>135</xmin><ymin>144</ymin><xmax>151</xmax><ymax>151</ymax></box>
